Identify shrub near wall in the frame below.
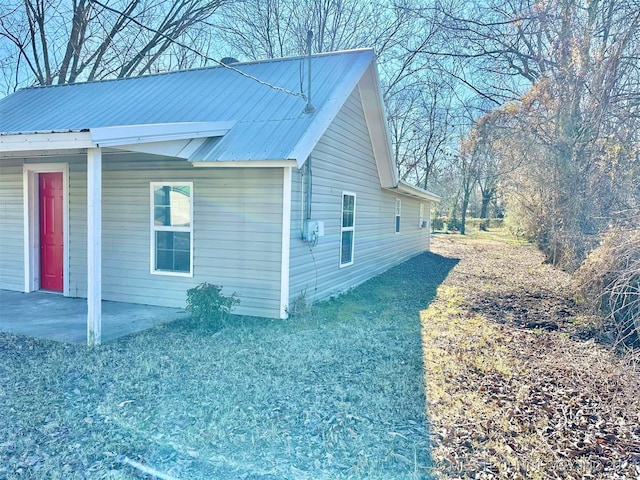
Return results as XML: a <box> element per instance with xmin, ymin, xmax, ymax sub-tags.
<box><xmin>186</xmin><ymin>283</ymin><xmax>240</xmax><ymax>325</ymax></box>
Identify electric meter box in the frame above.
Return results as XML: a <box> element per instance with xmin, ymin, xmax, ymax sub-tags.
<box><xmin>304</xmin><ymin>220</ymin><xmax>324</xmax><ymax>240</ymax></box>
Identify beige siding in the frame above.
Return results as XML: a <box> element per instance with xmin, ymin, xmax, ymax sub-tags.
<box><xmin>68</xmin><ymin>157</ymin><xmax>89</xmax><ymax>297</ymax></box>
<box><xmin>0</xmin><ymin>160</ymin><xmax>25</xmax><ymax>291</ymax></box>
<box><xmin>2</xmin><ymin>155</ymin><xmax>284</xmax><ymax>318</ymax></box>
<box><xmin>93</xmin><ymin>157</ymin><xmax>283</xmax><ymax>317</ymax></box>
<box><xmin>288</xmin><ymin>87</ymin><xmax>432</xmax><ymax>306</ymax></box>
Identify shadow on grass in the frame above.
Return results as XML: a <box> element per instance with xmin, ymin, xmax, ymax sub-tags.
<box><xmin>0</xmin><ymin>251</ymin><xmax>460</xmax><ymax>480</ymax></box>
<box><xmin>333</xmin><ymin>251</ymin><xmax>461</xmax><ymax>313</ymax></box>
<box><xmin>148</xmin><ymin>251</ymin><xmax>461</xmax><ymax>479</ymax></box>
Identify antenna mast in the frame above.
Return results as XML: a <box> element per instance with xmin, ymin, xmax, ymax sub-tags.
<box><xmin>304</xmin><ymin>30</ymin><xmax>315</xmax><ymax>114</ymax></box>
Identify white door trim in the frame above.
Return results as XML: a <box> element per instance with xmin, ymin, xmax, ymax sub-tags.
<box><xmin>23</xmin><ymin>163</ymin><xmax>70</xmax><ymax>296</ymax></box>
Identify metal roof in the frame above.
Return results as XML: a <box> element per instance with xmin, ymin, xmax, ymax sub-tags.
<box><xmin>0</xmin><ymin>49</ymin><xmax>376</xmax><ymax>165</ymax></box>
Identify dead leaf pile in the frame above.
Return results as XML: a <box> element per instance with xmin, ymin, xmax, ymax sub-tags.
<box><xmin>423</xmin><ymin>233</ymin><xmax>640</xmax><ymax>479</ymax></box>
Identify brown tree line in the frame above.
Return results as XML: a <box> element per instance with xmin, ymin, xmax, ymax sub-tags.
<box><xmin>424</xmin><ymin>0</ymin><xmax>640</xmax><ymax>268</ymax></box>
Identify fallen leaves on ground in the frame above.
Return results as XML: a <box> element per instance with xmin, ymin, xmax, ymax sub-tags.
<box><xmin>422</xmin><ymin>232</ymin><xmax>640</xmax><ymax>479</ymax></box>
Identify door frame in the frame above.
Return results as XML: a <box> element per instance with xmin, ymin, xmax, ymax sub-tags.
<box><xmin>23</xmin><ymin>163</ymin><xmax>69</xmax><ymax>295</ymax></box>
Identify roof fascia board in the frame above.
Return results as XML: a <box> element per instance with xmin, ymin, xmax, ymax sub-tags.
<box><xmin>0</xmin><ymin>149</ymin><xmax>87</xmax><ymax>159</ymax></box>
<box><xmin>0</xmin><ymin>132</ymin><xmax>94</xmax><ymax>152</ymax></box>
<box><xmin>358</xmin><ymin>62</ymin><xmax>399</xmax><ymax>189</ymax></box>
<box><xmin>191</xmin><ymin>159</ymin><xmax>297</xmax><ymax>168</ymax></box>
<box><xmin>391</xmin><ymin>180</ymin><xmax>441</xmax><ymax>202</ymax></box>
<box><xmin>286</xmin><ymin>50</ymin><xmax>376</xmax><ymax>167</ymax></box>
<box><xmin>90</xmin><ymin>121</ymin><xmax>235</xmax><ymax>148</ymax></box>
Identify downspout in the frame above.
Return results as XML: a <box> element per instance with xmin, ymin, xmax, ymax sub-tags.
<box><xmin>305</xmin><ymin>155</ymin><xmax>312</xmax><ymax>222</ymax></box>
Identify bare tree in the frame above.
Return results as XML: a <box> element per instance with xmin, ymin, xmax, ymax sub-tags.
<box><xmin>0</xmin><ymin>0</ymin><xmax>229</xmax><ymax>90</ymax></box>
<box><xmin>390</xmin><ymin>76</ymin><xmax>458</xmax><ymax>191</ymax></box>
<box><xmin>412</xmin><ymin>0</ymin><xmax>640</xmax><ymax>266</ymax></box>
<box><xmin>212</xmin><ymin>0</ymin><xmax>416</xmax><ymax>60</ymax></box>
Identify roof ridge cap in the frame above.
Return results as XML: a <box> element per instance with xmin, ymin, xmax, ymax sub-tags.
<box><xmin>15</xmin><ymin>48</ymin><xmax>376</xmax><ymax>93</ymax></box>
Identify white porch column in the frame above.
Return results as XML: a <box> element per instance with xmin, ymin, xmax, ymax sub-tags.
<box><xmin>279</xmin><ymin>167</ymin><xmax>292</xmax><ymax>319</ymax></box>
<box><xmin>87</xmin><ymin>147</ymin><xmax>102</xmax><ymax>346</ymax></box>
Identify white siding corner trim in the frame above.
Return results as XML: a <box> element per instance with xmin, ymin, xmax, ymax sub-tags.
<box><xmin>22</xmin><ymin>163</ymin><xmax>70</xmax><ymax>296</ymax></box>
<box><xmin>280</xmin><ymin>167</ymin><xmax>292</xmax><ymax>319</ymax></box>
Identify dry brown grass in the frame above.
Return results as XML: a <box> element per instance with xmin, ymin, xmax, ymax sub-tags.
<box><xmin>0</xmin><ymin>250</ymin><xmax>460</xmax><ymax>479</ymax></box>
<box><xmin>423</xmin><ymin>231</ymin><xmax>640</xmax><ymax>479</ymax></box>
<box><xmin>3</xmin><ymin>229</ymin><xmax>639</xmax><ymax>479</ymax></box>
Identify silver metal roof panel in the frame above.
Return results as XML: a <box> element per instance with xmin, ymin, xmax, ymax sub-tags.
<box><xmin>0</xmin><ymin>49</ymin><xmax>376</xmax><ymax>165</ymax></box>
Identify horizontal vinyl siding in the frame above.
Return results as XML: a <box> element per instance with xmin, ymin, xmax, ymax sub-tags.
<box><xmin>68</xmin><ymin>157</ymin><xmax>89</xmax><ymax>297</ymax></box>
<box><xmin>69</xmin><ymin>156</ymin><xmax>284</xmax><ymax>317</ymax></box>
<box><xmin>0</xmin><ymin>160</ymin><xmax>25</xmax><ymax>291</ymax></box>
<box><xmin>289</xmin><ymin>88</ymin><xmax>431</xmax><ymax>306</ymax></box>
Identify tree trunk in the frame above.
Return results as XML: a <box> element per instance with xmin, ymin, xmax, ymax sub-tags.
<box><xmin>480</xmin><ymin>188</ymin><xmax>494</xmax><ymax>219</ymax></box>
<box><xmin>460</xmin><ymin>192</ymin><xmax>470</xmax><ymax>235</ymax></box>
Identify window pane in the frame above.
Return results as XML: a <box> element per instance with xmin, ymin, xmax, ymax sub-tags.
<box><xmin>395</xmin><ymin>216</ymin><xmax>401</xmax><ymax>233</ymax></box>
<box><xmin>156</xmin><ymin>230</ymin><xmax>173</xmax><ymax>249</ymax></box>
<box><xmin>174</xmin><ymin>250</ymin><xmax>191</xmax><ymax>272</ymax></box>
<box><xmin>154</xmin><ymin>186</ymin><xmax>170</xmax><ymax>206</ymax></box>
<box><xmin>154</xmin><ymin>185</ymin><xmax>191</xmax><ymax>227</ymax></box>
<box><xmin>155</xmin><ymin>231</ymin><xmax>190</xmax><ymax>272</ymax></box>
<box><xmin>173</xmin><ymin>232</ymin><xmax>190</xmax><ymax>250</ymax></box>
<box><xmin>154</xmin><ymin>206</ymin><xmax>169</xmax><ymax>226</ymax></box>
<box><xmin>342</xmin><ymin>195</ymin><xmax>354</xmax><ymax>228</ymax></box>
<box><xmin>341</xmin><ymin>231</ymin><xmax>353</xmax><ymax>264</ymax></box>
<box><xmin>156</xmin><ymin>248</ymin><xmax>173</xmax><ymax>271</ymax></box>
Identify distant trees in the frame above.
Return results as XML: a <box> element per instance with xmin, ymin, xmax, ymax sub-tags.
<box><xmin>0</xmin><ymin>0</ymin><xmax>228</xmax><ymax>92</ymax></box>
<box><xmin>390</xmin><ymin>77</ymin><xmax>457</xmax><ymax>191</ymax></box>
<box><xmin>415</xmin><ymin>0</ymin><xmax>640</xmax><ymax>267</ymax></box>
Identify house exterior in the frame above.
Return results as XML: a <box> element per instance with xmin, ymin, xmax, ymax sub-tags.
<box><xmin>0</xmin><ymin>49</ymin><xmax>439</xmax><ymax>345</ymax></box>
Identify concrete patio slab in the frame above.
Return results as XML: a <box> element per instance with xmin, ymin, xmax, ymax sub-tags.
<box><xmin>0</xmin><ymin>290</ymin><xmax>189</xmax><ymax>344</ymax></box>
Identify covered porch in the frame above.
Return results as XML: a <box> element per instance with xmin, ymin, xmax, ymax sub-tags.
<box><xmin>0</xmin><ymin>290</ymin><xmax>188</xmax><ymax>344</ymax></box>
<box><xmin>0</xmin><ymin>122</ymin><xmax>228</xmax><ymax>346</ymax></box>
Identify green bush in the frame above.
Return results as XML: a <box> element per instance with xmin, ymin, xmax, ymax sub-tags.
<box><xmin>186</xmin><ymin>282</ymin><xmax>240</xmax><ymax>323</ymax></box>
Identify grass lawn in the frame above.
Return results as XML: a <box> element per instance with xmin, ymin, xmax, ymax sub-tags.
<box><xmin>6</xmin><ymin>229</ymin><xmax>637</xmax><ymax>479</ymax></box>
<box><xmin>0</xmin><ymin>251</ymin><xmax>457</xmax><ymax>479</ymax></box>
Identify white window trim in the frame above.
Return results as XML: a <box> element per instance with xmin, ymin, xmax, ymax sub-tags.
<box><xmin>419</xmin><ymin>203</ymin><xmax>425</xmax><ymax>229</ymax></box>
<box><xmin>395</xmin><ymin>198</ymin><xmax>402</xmax><ymax>234</ymax></box>
<box><xmin>339</xmin><ymin>192</ymin><xmax>356</xmax><ymax>268</ymax></box>
<box><xmin>150</xmin><ymin>181</ymin><xmax>194</xmax><ymax>277</ymax></box>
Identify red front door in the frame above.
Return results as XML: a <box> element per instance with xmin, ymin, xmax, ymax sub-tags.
<box><xmin>39</xmin><ymin>172</ymin><xmax>64</xmax><ymax>292</ymax></box>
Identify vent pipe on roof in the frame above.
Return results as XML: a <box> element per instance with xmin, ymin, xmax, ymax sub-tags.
<box><xmin>303</xmin><ymin>30</ymin><xmax>315</xmax><ymax>114</ymax></box>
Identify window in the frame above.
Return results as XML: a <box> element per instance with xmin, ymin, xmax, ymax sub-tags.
<box><xmin>340</xmin><ymin>193</ymin><xmax>356</xmax><ymax>267</ymax></box>
<box><xmin>395</xmin><ymin>199</ymin><xmax>401</xmax><ymax>233</ymax></box>
<box><xmin>151</xmin><ymin>182</ymin><xmax>193</xmax><ymax>276</ymax></box>
<box><xmin>419</xmin><ymin>203</ymin><xmax>425</xmax><ymax>229</ymax></box>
